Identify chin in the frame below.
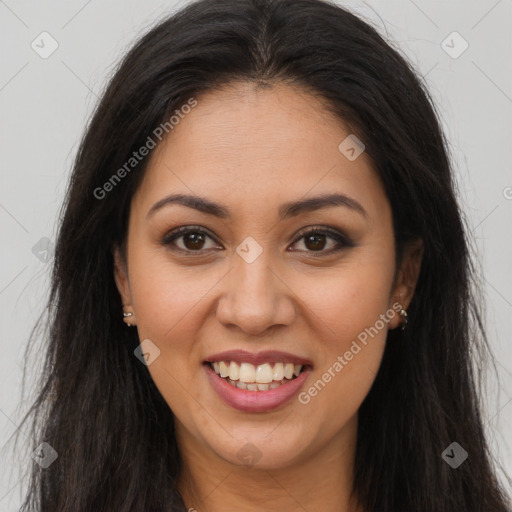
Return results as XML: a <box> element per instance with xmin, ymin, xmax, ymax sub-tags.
<box><xmin>208</xmin><ymin>427</ymin><xmax>313</xmax><ymax>470</ymax></box>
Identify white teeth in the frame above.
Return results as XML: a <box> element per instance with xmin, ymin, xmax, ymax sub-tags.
<box><xmin>210</xmin><ymin>360</ymin><xmax>305</xmax><ymax>389</ymax></box>
<box><xmin>255</xmin><ymin>363</ymin><xmax>273</xmax><ymax>384</ymax></box>
<box><xmin>284</xmin><ymin>363</ymin><xmax>294</xmax><ymax>379</ymax></box>
<box><xmin>272</xmin><ymin>362</ymin><xmax>284</xmax><ymax>381</ymax></box>
<box><xmin>228</xmin><ymin>361</ymin><xmax>239</xmax><ymax>381</ymax></box>
<box><xmin>219</xmin><ymin>361</ymin><xmax>229</xmax><ymax>378</ymax></box>
<box><xmin>239</xmin><ymin>362</ymin><xmax>256</xmax><ymax>383</ymax></box>
<box><xmin>225</xmin><ymin>379</ymin><xmax>286</xmax><ymax>391</ymax></box>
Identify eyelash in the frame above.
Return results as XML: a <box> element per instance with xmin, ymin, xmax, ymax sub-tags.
<box><xmin>160</xmin><ymin>225</ymin><xmax>354</xmax><ymax>256</ymax></box>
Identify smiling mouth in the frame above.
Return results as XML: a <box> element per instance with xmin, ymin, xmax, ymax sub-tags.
<box><xmin>205</xmin><ymin>361</ymin><xmax>309</xmax><ymax>391</ymax></box>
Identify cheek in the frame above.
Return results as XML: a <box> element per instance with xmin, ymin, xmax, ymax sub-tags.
<box><xmin>293</xmin><ymin>248</ymin><xmax>394</xmax><ymax>418</ymax></box>
<box><xmin>127</xmin><ymin>260</ymin><xmax>218</xmax><ymax>418</ymax></box>
<box><xmin>128</xmin><ymin>243</ymin><xmax>223</xmax><ymax>340</ymax></box>
<box><xmin>296</xmin><ymin>288</ymin><xmax>388</xmax><ymax>439</ymax></box>
<box><xmin>296</xmin><ymin>247</ymin><xmax>395</xmax><ymax>344</ymax></box>
<box><xmin>125</xmin><ymin>244</ymin><xmax>236</xmax><ymax>396</ymax></box>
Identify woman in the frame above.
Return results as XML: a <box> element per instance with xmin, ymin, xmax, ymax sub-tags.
<box><xmin>18</xmin><ymin>0</ymin><xmax>511</xmax><ymax>510</ymax></box>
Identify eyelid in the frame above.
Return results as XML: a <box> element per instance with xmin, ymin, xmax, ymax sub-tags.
<box><xmin>289</xmin><ymin>225</ymin><xmax>354</xmax><ymax>254</ymax></box>
<box><xmin>291</xmin><ymin>225</ymin><xmax>353</xmax><ymax>245</ymax></box>
<box><xmin>160</xmin><ymin>225</ymin><xmax>222</xmax><ymax>252</ymax></box>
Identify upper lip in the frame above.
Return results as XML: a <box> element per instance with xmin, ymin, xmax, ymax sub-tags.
<box><xmin>204</xmin><ymin>349</ymin><xmax>313</xmax><ymax>367</ymax></box>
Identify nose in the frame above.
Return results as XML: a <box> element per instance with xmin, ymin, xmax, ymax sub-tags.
<box><xmin>215</xmin><ymin>250</ymin><xmax>297</xmax><ymax>336</ymax></box>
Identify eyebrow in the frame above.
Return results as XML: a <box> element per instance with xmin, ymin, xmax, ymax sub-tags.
<box><xmin>147</xmin><ymin>192</ymin><xmax>368</xmax><ymax>220</ymax></box>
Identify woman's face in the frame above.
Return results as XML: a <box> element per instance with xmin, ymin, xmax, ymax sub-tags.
<box><xmin>114</xmin><ymin>82</ymin><xmax>420</xmax><ymax>470</ymax></box>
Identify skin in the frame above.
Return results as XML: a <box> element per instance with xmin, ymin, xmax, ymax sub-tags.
<box><xmin>114</xmin><ymin>81</ymin><xmax>423</xmax><ymax>512</ymax></box>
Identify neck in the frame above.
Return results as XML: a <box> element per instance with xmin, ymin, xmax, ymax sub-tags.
<box><xmin>177</xmin><ymin>415</ymin><xmax>362</xmax><ymax>512</ymax></box>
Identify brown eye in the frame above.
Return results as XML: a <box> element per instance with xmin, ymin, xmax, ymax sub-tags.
<box><xmin>161</xmin><ymin>226</ymin><xmax>221</xmax><ymax>253</ymax></box>
<box><xmin>303</xmin><ymin>233</ymin><xmax>328</xmax><ymax>251</ymax></box>
<box><xmin>162</xmin><ymin>225</ymin><xmax>352</xmax><ymax>256</ymax></box>
<box><xmin>181</xmin><ymin>231</ymin><xmax>206</xmax><ymax>250</ymax></box>
<box><xmin>289</xmin><ymin>227</ymin><xmax>353</xmax><ymax>255</ymax></box>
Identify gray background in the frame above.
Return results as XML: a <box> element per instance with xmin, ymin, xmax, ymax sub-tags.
<box><xmin>1</xmin><ymin>0</ymin><xmax>511</xmax><ymax>509</ymax></box>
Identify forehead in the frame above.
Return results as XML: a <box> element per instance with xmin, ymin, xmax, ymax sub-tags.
<box><xmin>133</xmin><ymin>81</ymin><xmax>389</xmax><ymax>222</ymax></box>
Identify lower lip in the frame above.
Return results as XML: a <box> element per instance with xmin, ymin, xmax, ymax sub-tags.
<box><xmin>204</xmin><ymin>363</ymin><xmax>311</xmax><ymax>413</ymax></box>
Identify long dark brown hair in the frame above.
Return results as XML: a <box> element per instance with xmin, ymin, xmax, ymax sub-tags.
<box><xmin>17</xmin><ymin>0</ymin><xmax>511</xmax><ymax>510</ymax></box>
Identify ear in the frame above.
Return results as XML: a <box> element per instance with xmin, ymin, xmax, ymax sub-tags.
<box><xmin>388</xmin><ymin>238</ymin><xmax>424</xmax><ymax>330</ymax></box>
<box><xmin>113</xmin><ymin>245</ymin><xmax>132</xmax><ymax>307</ymax></box>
